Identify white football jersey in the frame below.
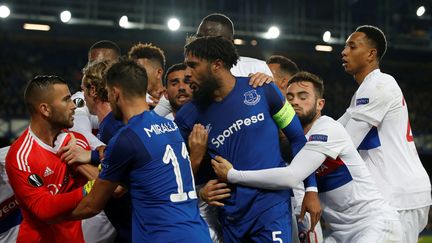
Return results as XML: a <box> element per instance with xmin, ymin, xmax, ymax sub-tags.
<box><xmin>70</xmin><ymin>91</ymin><xmax>104</xmax><ymax>149</ymax></box>
<box><xmin>340</xmin><ymin>69</ymin><xmax>431</xmax><ymax>210</ymax></box>
<box><xmin>304</xmin><ymin>116</ymin><xmax>399</xmax><ymax>231</ymax></box>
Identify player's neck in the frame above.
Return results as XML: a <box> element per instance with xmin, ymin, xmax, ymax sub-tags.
<box><xmin>214</xmin><ymin>73</ymin><xmax>236</xmax><ymax>101</ymax></box>
<box><xmin>95</xmin><ymin>102</ymin><xmax>112</xmax><ymax>123</ymax></box>
<box><xmin>303</xmin><ymin>113</ymin><xmax>321</xmax><ymax>134</ymax></box>
<box><xmin>29</xmin><ymin>119</ymin><xmax>62</xmax><ymax>147</ymax></box>
<box><xmin>354</xmin><ymin>63</ymin><xmax>379</xmax><ymax>85</ymax></box>
<box><xmin>120</xmin><ymin>98</ymin><xmax>149</xmax><ymax>123</ymax></box>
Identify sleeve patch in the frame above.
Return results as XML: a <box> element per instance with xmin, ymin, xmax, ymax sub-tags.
<box><xmin>308</xmin><ymin>134</ymin><xmax>328</xmax><ymax>142</ymax></box>
<box><xmin>356</xmin><ymin>98</ymin><xmax>369</xmax><ymax>106</ymax></box>
<box><xmin>28</xmin><ymin>174</ymin><xmax>44</xmax><ymax>187</ymax></box>
<box><xmin>272</xmin><ymin>101</ymin><xmax>296</xmax><ymax>129</ymax></box>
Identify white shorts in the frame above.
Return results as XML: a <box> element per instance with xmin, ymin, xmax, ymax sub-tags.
<box><xmin>196</xmin><ymin>184</ymin><xmax>223</xmax><ymax>243</ymax></box>
<box><xmin>0</xmin><ymin>225</ymin><xmax>18</xmax><ymax>243</ymax></box>
<box><xmin>398</xmin><ymin>206</ymin><xmax>430</xmax><ymax>243</ymax></box>
<box><xmin>324</xmin><ymin>217</ymin><xmax>402</xmax><ymax>243</ymax></box>
<box><xmin>82</xmin><ymin>211</ymin><xmax>116</xmax><ymax>243</ymax></box>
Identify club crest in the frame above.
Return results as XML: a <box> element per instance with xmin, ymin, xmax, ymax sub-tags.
<box><xmin>243</xmin><ymin>90</ymin><xmax>261</xmax><ymax>106</ymax></box>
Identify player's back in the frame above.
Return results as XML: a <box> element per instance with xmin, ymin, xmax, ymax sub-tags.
<box><xmin>349</xmin><ymin>70</ymin><xmax>431</xmax><ymax>209</ymax></box>
<box><xmin>106</xmin><ymin>111</ymin><xmax>210</xmax><ymax>242</ymax></box>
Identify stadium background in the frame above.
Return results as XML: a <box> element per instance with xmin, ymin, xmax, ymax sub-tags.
<box><xmin>1</xmin><ymin>0</ymin><xmax>431</xmax><ymax>240</ymax></box>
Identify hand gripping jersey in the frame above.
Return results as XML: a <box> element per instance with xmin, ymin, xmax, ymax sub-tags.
<box><xmin>71</xmin><ymin>91</ymin><xmax>104</xmax><ymax>149</ymax></box>
<box><xmin>5</xmin><ymin>129</ymin><xmax>88</xmax><ymax>243</ymax></box>
<box><xmin>340</xmin><ymin>69</ymin><xmax>431</xmax><ymax>210</ymax></box>
<box><xmin>99</xmin><ymin>111</ymin><xmax>211</xmax><ymax>242</ymax></box>
<box><xmin>175</xmin><ymin>77</ymin><xmax>313</xmax><ymax>224</ymax></box>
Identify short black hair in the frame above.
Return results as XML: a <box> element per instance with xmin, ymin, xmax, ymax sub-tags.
<box><xmin>267</xmin><ymin>55</ymin><xmax>299</xmax><ymax>76</ymax></box>
<box><xmin>201</xmin><ymin>13</ymin><xmax>234</xmax><ymax>38</ymax></box>
<box><xmin>288</xmin><ymin>71</ymin><xmax>324</xmax><ymax>98</ymax></box>
<box><xmin>128</xmin><ymin>43</ymin><xmax>166</xmax><ymax>69</ymax></box>
<box><xmin>106</xmin><ymin>58</ymin><xmax>148</xmax><ymax>98</ymax></box>
<box><xmin>24</xmin><ymin>75</ymin><xmax>67</xmax><ymax>114</ymax></box>
<box><xmin>184</xmin><ymin>36</ymin><xmax>239</xmax><ymax>70</ymax></box>
<box><xmin>164</xmin><ymin>63</ymin><xmax>187</xmax><ymax>86</ymax></box>
<box><xmin>89</xmin><ymin>40</ymin><xmax>121</xmax><ymax>56</ymax></box>
<box><xmin>355</xmin><ymin>25</ymin><xmax>387</xmax><ymax>60</ymax></box>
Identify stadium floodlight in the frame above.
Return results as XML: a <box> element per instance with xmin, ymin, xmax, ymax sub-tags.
<box><xmin>167</xmin><ymin>18</ymin><xmax>180</xmax><ymax>31</ymax></box>
<box><xmin>60</xmin><ymin>10</ymin><xmax>71</xmax><ymax>23</ymax></box>
<box><xmin>416</xmin><ymin>6</ymin><xmax>426</xmax><ymax>17</ymax></box>
<box><xmin>0</xmin><ymin>5</ymin><xmax>10</xmax><ymax>18</ymax></box>
<box><xmin>315</xmin><ymin>45</ymin><xmax>333</xmax><ymax>52</ymax></box>
<box><xmin>23</xmin><ymin>23</ymin><xmax>50</xmax><ymax>31</ymax></box>
<box><xmin>233</xmin><ymin>39</ymin><xmax>245</xmax><ymax>45</ymax></box>
<box><xmin>323</xmin><ymin>31</ymin><xmax>331</xmax><ymax>43</ymax></box>
<box><xmin>119</xmin><ymin>15</ymin><xmax>129</xmax><ymax>28</ymax></box>
<box><xmin>265</xmin><ymin>26</ymin><xmax>280</xmax><ymax>39</ymax></box>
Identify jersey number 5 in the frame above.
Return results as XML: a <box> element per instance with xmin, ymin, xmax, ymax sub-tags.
<box><xmin>163</xmin><ymin>143</ymin><xmax>197</xmax><ymax>202</ymax></box>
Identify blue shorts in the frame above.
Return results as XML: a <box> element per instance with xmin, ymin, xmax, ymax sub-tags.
<box><xmin>222</xmin><ymin>200</ymin><xmax>292</xmax><ymax>243</ymax></box>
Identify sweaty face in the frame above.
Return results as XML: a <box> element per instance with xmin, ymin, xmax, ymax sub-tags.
<box><xmin>341</xmin><ymin>32</ymin><xmax>373</xmax><ymax>75</ymax></box>
<box><xmin>286</xmin><ymin>82</ymin><xmax>319</xmax><ymax>127</ymax></box>
<box><xmin>48</xmin><ymin>84</ymin><xmax>76</xmax><ymax>129</ymax></box>
<box><xmin>185</xmin><ymin>53</ymin><xmax>220</xmax><ymax>108</ymax></box>
<box><xmin>166</xmin><ymin>70</ymin><xmax>193</xmax><ymax>112</ymax></box>
<box><xmin>88</xmin><ymin>48</ymin><xmax>118</xmax><ymax>63</ymax></box>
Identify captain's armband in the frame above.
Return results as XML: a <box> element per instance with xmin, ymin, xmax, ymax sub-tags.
<box><xmin>272</xmin><ymin>101</ymin><xmax>296</xmax><ymax>129</ymax></box>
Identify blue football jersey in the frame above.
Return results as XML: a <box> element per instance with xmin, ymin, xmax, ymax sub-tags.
<box><xmin>99</xmin><ymin>110</ymin><xmax>211</xmax><ymax>242</ymax></box>
<box><xmin>97</xmin><ymin>112</ymin><xmax>124</xmax><ymax>144</ymax></box>
<box><xmin>175</xmin><ymin>77</ymin><xmax>307</xmax><ymax>224</ymax></box>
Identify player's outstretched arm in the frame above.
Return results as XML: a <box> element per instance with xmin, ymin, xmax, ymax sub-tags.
<box><xmin>212</xmin><ymin>150</ymin><xmax>325</xmax><ymax>190</ymax></box>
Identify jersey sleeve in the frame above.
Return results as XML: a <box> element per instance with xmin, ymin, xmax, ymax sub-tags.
<box><xmin>153</xmin><ymin>96</ymin><xmax>173</xmax><ymax>117</ymax></box>
<box><xmin>262</xmin><ymin>83</ymin><xmax>317</xmax><ymax>188</ymax></box>
<box><xmin>99</xmin><ymin>128</ymin><xmax>148</xmax><ymax>183</ymax></box>
<box><xmin>70</xmin><ymin>105</ymin><xmax>104</xmax><ymax>150</ymax></box>
<box><xmin>263</xmin><ymin>83</ymin><xmax>306</xmax><ymax>156</ymax></box>
<box><xmin>349</xmin><ymin>83</ymin><xmax>393</xmax><ymax>127</ymax></box>
<box><xmin>303</xmin><ymin>120</ymin><xmax>346</xmax><ymax>160</ymax></box>
<box><xmin>5</xmin><ymin>151</ymin><xmax>83</xmax><ymax>223</ymax></box>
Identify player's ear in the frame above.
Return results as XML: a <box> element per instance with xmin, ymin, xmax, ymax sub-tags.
<box><xmin>317</xmin><ymin>98</ymin><xmax>325</xmax><ymax>112</ymax></box>
<box><xmin>213</xmin><ymin>59</ymin><xmax>224</xmax><ymax>71</ymax></box>
<box><xmin>368</xmin><ymin>48</ymin><xmax>377</xmax><ymax>63</ymax></box>
<box><xmin>39</xmin><ymin>103</ymin><xmax>50</xmax><ymax>117</ymax></box>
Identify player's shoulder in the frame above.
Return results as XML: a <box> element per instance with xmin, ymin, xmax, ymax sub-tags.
<box><xmin>310</xmin><ymin>116</ymin><xmax>345</xmax><ymax>138</ymax></box>
<box><xmin>176</xmin><ymin>101</ymin><xmax>200</xmax><ymax>121</ymax></box>
<box><xmin>238</xmin><ymin>56</ymin><xmax>267</xmax><ymax>65</ymax></box>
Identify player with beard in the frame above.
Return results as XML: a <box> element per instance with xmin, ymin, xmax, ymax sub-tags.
<box><xmin>175</xmin><ymin>36</ymin><xmax>319</xmax><ymax>242</ymax></box>
<box><xmin>66</xmin><ymin>59</ymin><xmax>212</xmax><ymax>242</ymax></box>
<box><xmin>212</xmin><ymin>72</ymin><xmax>403</xmax><ymax>243</ymax></box>
<box><xmin>163</xmin><ymin>63</ymin><xmax>193</xmax><ymax>120</ymax></box>
<box><xmin>5</xmin><ymin>75</ymin><xmax>97</xmax><ymax>243</ymax></box>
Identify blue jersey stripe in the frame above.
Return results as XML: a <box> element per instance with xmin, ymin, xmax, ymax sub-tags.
<box><xmin>358</xmin><ymin>126</ymin><xmax>381</xmax><ymax>150</ymax></box>
<box><xmin>317</xmin><ymin>164</ymin><xmax>353</xmax><ymax>193</ymax></box>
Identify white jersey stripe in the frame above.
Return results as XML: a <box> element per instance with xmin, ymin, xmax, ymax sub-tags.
<box><xmin>16</xmin><ymin>132</ymin><xmax>30</xmax><ymax>172</ymax></box>
<box><xmin>23</xmin><ymin>137</ymin><xmax>33</xmax><ymax>172</ymax></box>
